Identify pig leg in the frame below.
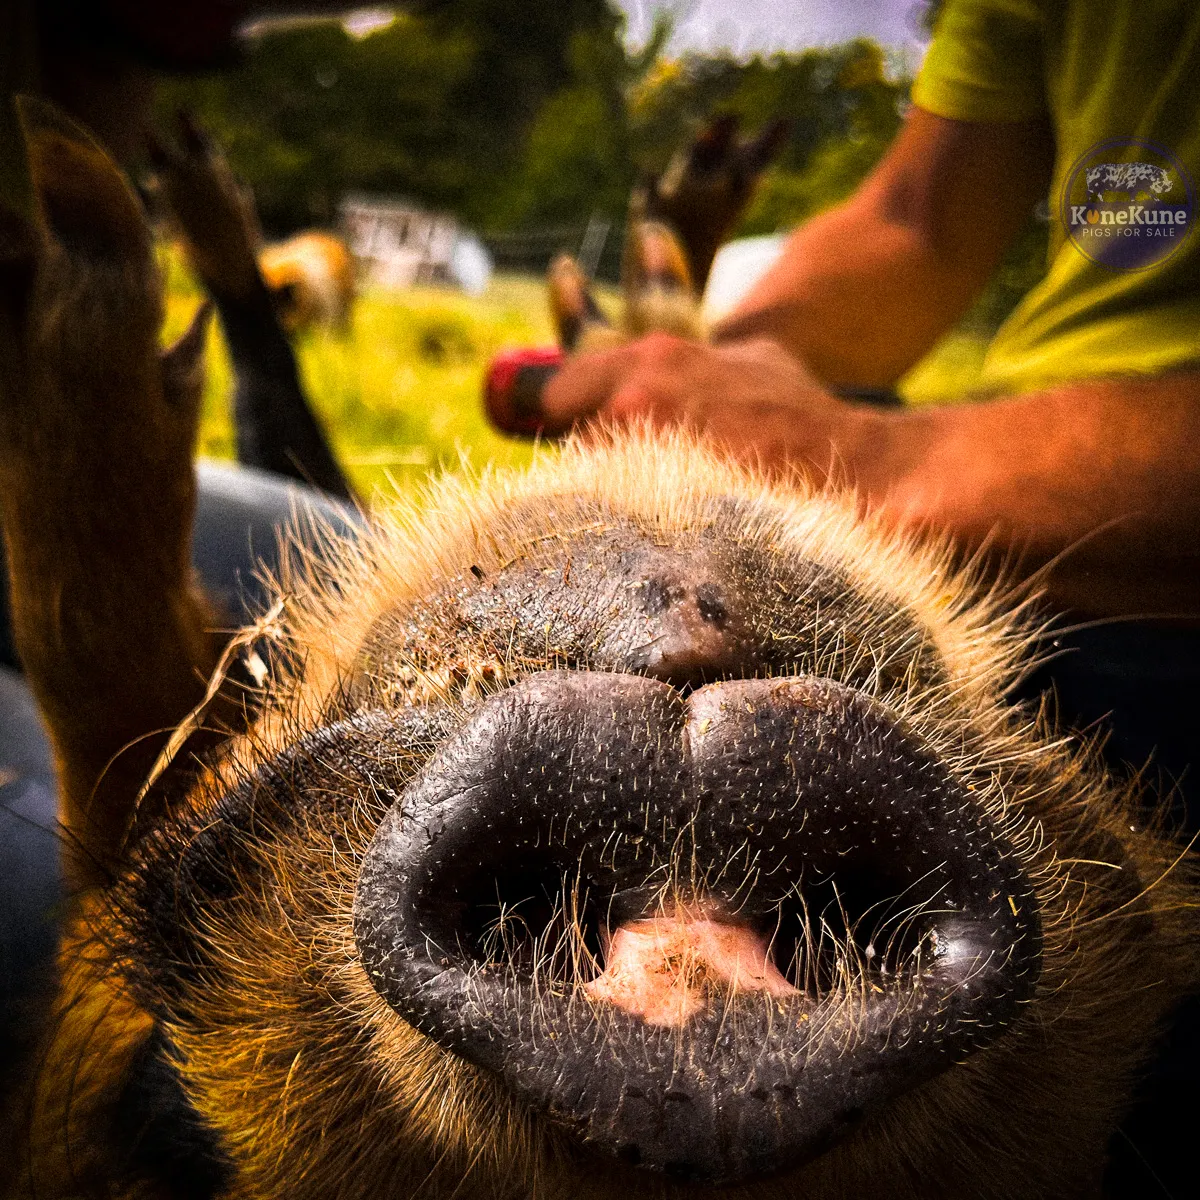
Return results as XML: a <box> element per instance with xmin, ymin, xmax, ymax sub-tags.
<box><xmin>548</xmin><ymin>220</ymin><xmax>702</xmax><ymax>355</ymax></box>
<box><xmin>547</xmin><ymin>253</ymin><xmax>620</xmax><ymax>353</ymax></box>
<box><xmin>634</xmin><ymin>114</ymin><xmax>789</xmax><ymax>289</ymax></box>
<box><xmin>620</xmin><ymin>219</ymin><xmax>704</xmax><ymax>339</ymax></box>
<box><xmin>0</xmin><ymin>98</ymin><xmax>227</xmax><ymax>888</ymax></box>
<box><xmin>152</xmin><ymin>114</ymin><xmax>355</xmax><ymax>503</ymax></box>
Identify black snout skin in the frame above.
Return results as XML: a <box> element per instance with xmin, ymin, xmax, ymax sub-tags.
<box><xmin>354</xmin><ymin>671</ymin><xmax>1041</xmax><ymax>1184</ymax></box>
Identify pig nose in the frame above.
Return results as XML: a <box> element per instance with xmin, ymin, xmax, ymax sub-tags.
<box><xmin>354</xmin><ymin>671</ymin><xmax>1041</xmax><ymax>1185</ymax></box>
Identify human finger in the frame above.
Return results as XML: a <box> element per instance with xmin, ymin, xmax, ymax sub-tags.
<box><xmin>533</xmin><ymin>344</ymin><xmax>649</xmax><ymax>436</ymax></box>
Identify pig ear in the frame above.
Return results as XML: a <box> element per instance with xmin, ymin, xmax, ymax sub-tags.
<box><xmin>15</xmin><ymin>94</ymin><xmax>150</xmax><ymax>262</ymax></box>
<box><xmin>161</xmin><ymin>300</ymin><xmax>212</xmax><ymax>416</ymax></box>
<box><xmin>739</xmin><ymin>117</ymin><xmax>791</xmax><ymax>175</ymax></box>
<box><xmin>686</xmin><ymin>111</ymin><xmax>740</xmax><ymax>173</ymax></box>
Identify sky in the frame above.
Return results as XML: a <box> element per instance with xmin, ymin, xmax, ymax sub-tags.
<box><xmin>258</xmin><ymin>5</ymin><xmax>933</xmax><ymax>59</ymax></box>
<box><xmin>614</xmin><ymin>0</ymin><xmax>931</xmax><ymax>57</ymax></box>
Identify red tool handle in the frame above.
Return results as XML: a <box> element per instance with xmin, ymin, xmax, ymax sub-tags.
<box><xmin>484</xmin><ymin>345</ymin><xmax>906</xmax><ymax>435</ymax></box>
<box><xmin>484</xmin><ymin>346</ymin><xmax>564</xmax><ymax>435</ymax></box>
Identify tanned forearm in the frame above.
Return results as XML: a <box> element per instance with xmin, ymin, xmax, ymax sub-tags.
<box><xmin>840</xmin><ymin>371</ymin><xmax>1200</xmax><ymax>615</ymax></box>
<box><xmin>713</xmin><ymin>109</ymin><xmax>1054</xmax><ymax>388</ymax></box>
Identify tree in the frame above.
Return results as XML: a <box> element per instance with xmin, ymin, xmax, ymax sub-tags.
<box><xmin>158</xmin><ymin>1</ymin><xmax>623</xmax><ymax>232</ymax></box>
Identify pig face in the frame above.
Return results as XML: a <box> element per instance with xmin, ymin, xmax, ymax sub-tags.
<box><xmin>113</xmin><ymin>433</ymin><xmax>1197</xmax><ymax>1200</ymax></box>
<box><xmin>2</xmin><ymin>99</ymin><xmax>1193</xmax><ymax>1200</ymax></box>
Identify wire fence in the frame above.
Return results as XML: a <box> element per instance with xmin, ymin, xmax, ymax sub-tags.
<box><xmin>482</xmin><ymin>213</ymin><xmax>625</xmax><ymax>283</ymax></box>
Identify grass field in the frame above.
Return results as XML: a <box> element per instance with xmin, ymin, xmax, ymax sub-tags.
<box><xmin>162</xmin><ymin>252</ymin><xmax>989</xmax><ymax>501</ymax></box>
<box><xmin>162</xmin><ymin>254</ymin><xmax>553</xmax><ymax>500</ymax></box>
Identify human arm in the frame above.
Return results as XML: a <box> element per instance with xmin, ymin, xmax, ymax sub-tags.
<box><xmin>711</xmin><ymin>107</ymin><xmax>1053</xmax><ymax>386</ymax></box>
<box><xmin>516</xmin><ymin>105</ymin><xmax>1200</xmax><ymax>615</ymax></box>
<box><xmin>522</xmin><ymin>106</ymin><xmax>1200</xmax><ymax>615</ymax></box>
<box><xmin>852</xmin><ymin>368</ymin><xmax>1200</xmax><ymax>617</ymax></box>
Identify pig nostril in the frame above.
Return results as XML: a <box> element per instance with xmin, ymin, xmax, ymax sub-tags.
<box><xmin>765</xmin><ymin>867</ymin><xmax>940</xmax><ymax>992</ymax></box>
<box><xmin>454</xmin><ymin>858</ymin><xmax>606</xmax><ymax>980</ymax></box>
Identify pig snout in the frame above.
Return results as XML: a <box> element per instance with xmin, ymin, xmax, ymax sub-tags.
<box><xmin>354</xmin><ymin>671</ymin><xmax>1041</xmax><ymax>1184</ymax></box>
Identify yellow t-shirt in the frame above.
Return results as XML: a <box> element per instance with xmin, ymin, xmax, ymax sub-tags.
<box><xmin>912</xmin><ymin>0</ymin><xmax>1200</xmax><ymax>394</ymax></box>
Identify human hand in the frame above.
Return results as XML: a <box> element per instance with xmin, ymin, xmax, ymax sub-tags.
<box><xmin>523</xmin><ymin>333</ymin><xmax>874</xmax><ymax>485</ymax></box>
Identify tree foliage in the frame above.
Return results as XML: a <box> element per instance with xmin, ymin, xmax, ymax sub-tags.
<box><xmin>157</xmin><ymin>5</ymin><xmax>911</xmax><ymax>238</ymax></box>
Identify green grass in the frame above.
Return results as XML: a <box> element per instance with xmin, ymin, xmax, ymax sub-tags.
<box><xmin>162</xmin><ymin>250</ymin><xmax>989</xmax><ymax>501</ymax></box>
<box><xmin>163</xmin><ymin>256</ymin><xmax>554</xmax><ymax>501</ymax></box>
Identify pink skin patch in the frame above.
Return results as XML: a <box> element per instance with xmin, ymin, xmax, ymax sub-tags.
<box><xmin>584</xmin><ymin>910</ymin><xmax>798</xmax><ymax>1027</ymax></box>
